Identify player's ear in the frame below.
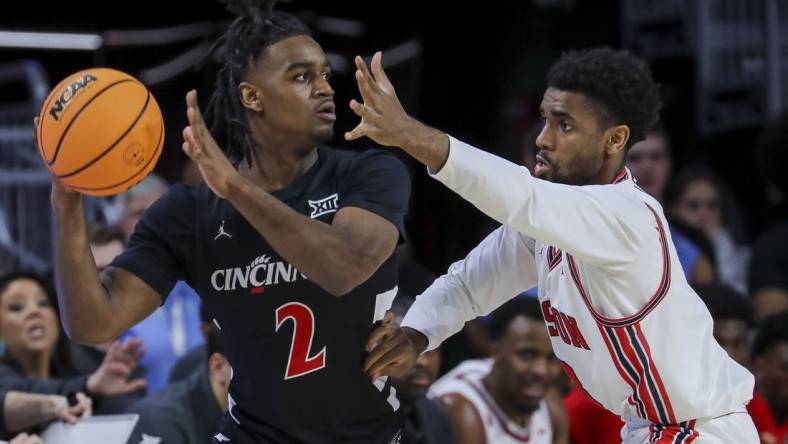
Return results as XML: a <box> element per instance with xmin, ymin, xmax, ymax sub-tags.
<box><xmin>238</xmin><ymin>81</ymin><xmax>264</xmax><ymax>112</ymax></box>
<box><xmin>604</xmin><ymin>125</ymin><xmax>629</xmax><ymax>156</ymax></box>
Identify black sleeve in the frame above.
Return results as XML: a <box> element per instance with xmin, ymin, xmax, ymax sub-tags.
<box><xmin>339</xmin><ymin>150</ymin><xmax>411</xmax><ymax>241</ymax></box>
<box><xmin>749</xmin><ymin>223</ymin><xmax>788</xmax><ymax>292</ymax></box>
<box><xmin>125</xmin><ymin>405</ymin><xmax>189</xmax><ymax>444</ymax></box>
<box><xmin>111</xmin><ymin>185</ymin><xmax>196</xmax><ymax>302</ymax></box>
<box><xmin>0</xmin><ymin>363</ymin><xmax>87</xmax><ymax>396</ymax></box>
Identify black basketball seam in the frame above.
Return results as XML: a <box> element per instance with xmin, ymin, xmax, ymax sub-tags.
<box><xmin>66</xmin><ymin>110</ymin><xmax>164</xmax><ymax>192</ymax></box>
<box><xmin>56</xmin><ymin>88</ymin><xmax>151</xmax><ymax>179</ymax></box>
<box><xmin>49</xmin><ymin>78</ymin><xmax>136</xmax><ymax>166</ymax></box>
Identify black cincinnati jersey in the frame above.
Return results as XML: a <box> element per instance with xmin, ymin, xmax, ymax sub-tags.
<box><xmin>112</xmin><ymin>146</ymin><xmax>411</xmax><ymax>443</ymax></box>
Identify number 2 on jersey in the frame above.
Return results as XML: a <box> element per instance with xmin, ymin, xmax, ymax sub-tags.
<box><xmin>275</xmin><ymin>302</ymin><xmax>326</xmax><ymax>380</ymax></box>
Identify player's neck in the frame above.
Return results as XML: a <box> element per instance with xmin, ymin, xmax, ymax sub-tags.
<box><xmin>240</xmin><ymin>144</ymin><xmax>318</xmax><ymax>192</ymax></box>
<box><xmin>482</xmin><ymin>374</ymin><xmax>532</xmax><ymax>427</ymax></box>
<box><xmin>593</xmin><ymin>156</ymin><xmax>626</xmax><ymax>185</ymax></box>
<box><xmin>15</xmin><ymin>349</ymin><xmax>50</xmax><ymax>379</ymax></box>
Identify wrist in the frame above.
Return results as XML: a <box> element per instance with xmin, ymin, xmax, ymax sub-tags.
<box><xmin>51</xmin><ymin>191</ymin><xmax>82</xmax><ymax>215</ymax></box>
<box><xmin>401</xmin><ymin>122</ymin><xmax>450</xmax><ymax>172</ymax></box>
<box><xmin>224</xmin><ymin>173</ymin><xmax>249</xmax><ymax>201</ymax></box>
<box><xmin>43</xmin><ymin>395</ymin><xmax>59</xmax><ymax>421</ymax></box>
<box><xmin>403</xmin><ymin>327</ymin><xmax>429</xmax><ymax>355</ymax></box>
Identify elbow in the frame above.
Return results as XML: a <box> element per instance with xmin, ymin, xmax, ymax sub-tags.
<box><xmin>320</xmin><ymin>267</ymin><xmax>373</xmax><ymax>297</ymax></box>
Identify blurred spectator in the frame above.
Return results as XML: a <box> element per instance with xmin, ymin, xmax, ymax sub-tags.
<box><xmin>751</xmin><ymin>311</ymin><xmax>788</xmax><ymax>443</ymax></box>
<box><xmin>113</xmin><ymin>177</ymin><xmax>205</xmax><ymax>393</ymax></box>
<box><xmin>124</xmin><ymin>322</ymin><xmax>229</xmax><ymax>444</ymax></box>
<box><xmin>0</xmin><ymin>390</ymin><xmax>91</xmax><ymax>439</ymax></box>
<box><xmin>88</xmin><ymin>225</ymin><xmax>126</xmax><ymax>274</ymax></box>
<box><xmin>749</xmin><ymin>225</ymin><xmax>788</xmax><ymax>324</ymax></box>
<box><xmin>693</xmin><ymin>283</ymin><xmax>780</xmax><ymax>441</ymax></box>
<box><xmin>749</xmin><ymin>114</ymin><xmax>788</xmax><ymax>324</ymax></box>
<box><xmin>169</xmin><ymin>304</ymin><xmax>214</xmax><ymax>383</ymax></box>
<box><xmin>115</xmin><ymin>174</ymin><xmax>169</xmax><ymax>242</ymax></box>
<box><xmin>668</xmin><ymin>167</ymin><xmax>750</xmax><ymax>293</ymax></box>
<box><xmin>429</xmin><ymin>297</ymin><xmax>568</xmax><ymax>444</ymax></box>
<box><xmin>628</xmin><ymin>129</ymin><xmax>716</xmax><ymax>284</ymax></box>
<box><xmin>0</xmin><ymin>272</ymin><xmax>145</xmax><ymax>408</ymax></box>
<box><xmin>389</xmin><ymin>297</ymin><xmax>454</xmax><ymax>444</ymax></box>
<box><xmin>694</xmin><ymin>283</ymin><xmax>752</xmax><ymax>366</ymax></box>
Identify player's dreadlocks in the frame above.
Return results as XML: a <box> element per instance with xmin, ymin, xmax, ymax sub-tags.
<box><xmin>203</xmin><ymin>0</ymin><xmax>311</xmax><ymax>165</ymax></box>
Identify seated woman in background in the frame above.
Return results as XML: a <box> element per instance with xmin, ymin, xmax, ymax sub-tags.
<box><xmin>667</xmin><ymin>166</ymin><xmax>751</xmax><ymax>293</ymax></box>
<box><xmin>0</xmin><ymin>272</ymin><xmax>146</xmax><ymax>413</ymax></box>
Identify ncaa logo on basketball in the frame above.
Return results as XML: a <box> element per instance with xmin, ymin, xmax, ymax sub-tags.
<box><xmin>48</xmin><ymin>74</ymin><xmax>97</xmax><ymax>121</ymax></box>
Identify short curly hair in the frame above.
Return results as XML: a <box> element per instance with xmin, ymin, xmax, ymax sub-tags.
<box><xmin>546</xmin><ymin>47</ymin><xmax>661</xmax><ymax>150</ymax></box>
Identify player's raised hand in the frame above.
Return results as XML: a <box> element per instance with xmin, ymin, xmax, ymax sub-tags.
<box><xmin>362</xmin><ymin>311</ymin><xmax>426</xmax><ymax>380</ymax></box>
<box><xmin>183</xmin><ymin>90</ymin><xmax>240</xmax><ymax>198</ymax></box>
<box><xmin>346</xmin><ymin>52</ymin><xmax>450</xmax><ymax>171</ymax></box>
<box><xmin>345</xmin><ymin>52</ymin><xmax>416</xmax><ymax>147</ymax></box>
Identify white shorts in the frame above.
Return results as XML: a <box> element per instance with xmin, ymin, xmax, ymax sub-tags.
<box><xmin>621</xmin><ymin>411</ymin><xmax>758</xmax><ymax>444</ymax></box>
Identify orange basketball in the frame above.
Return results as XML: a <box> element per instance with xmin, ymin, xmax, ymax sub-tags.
<box><xmin>36</xmin><ymin>68</ymin><xmax>164</xmax><ymax>196</ymax></box>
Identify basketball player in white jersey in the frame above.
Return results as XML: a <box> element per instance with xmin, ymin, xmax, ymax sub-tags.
<box><xmin>348</xmin><ymin>48</ymin><xmax>759</xmax><ymax>443</ymax></box>
<box><xmin>429</xmin><ymin>297</ymin><xmax>568</xmax><ymax>444</ymax></box>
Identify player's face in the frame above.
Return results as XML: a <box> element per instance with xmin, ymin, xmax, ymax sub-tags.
<box><xmin>248</xmin><ymin>35</ymin><xmax>335</xmax><ymax>148</ymax></box>
<box><xmin>627</xmin><ymin>133</ymin><xmax>671</xmax><ymax>200</ymax></box>
<box><xmin>390</xmin><ymin>348</ymin><xmax>441</xmax><ymax>403</ymax></box>
<box><xmin>494</xmin><ymin>316</ymin><xmax>555</xmax><ymax>413</ymax></box>
<box><xmin>535</xmin><ymin>88</ymin><xmax>609</xmax><ymax>185</ymax></box>
<box><xmin>0</xmin><ymin>279</ymin><xmax>59</xmax><ymax>358</ymax></box>
<box><xmin>713</xmin><ymin>319</ymin><xmax>750</xmax><ymax>367</ymax></box>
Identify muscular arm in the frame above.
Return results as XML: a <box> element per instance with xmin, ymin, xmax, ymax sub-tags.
<box><xmin>52</xmin><ymin>191</ymin><xmax>162</xmax><ymax>344</ymax></box>
<box><xmin>226</xmin><ymin>178</ymin><xmax>399</xmax><ymax>296</ymax></box>
<box><xmin>438</xmin><ymin>394</ymin><xmax>486</xmax><ymax>444</ymax></box>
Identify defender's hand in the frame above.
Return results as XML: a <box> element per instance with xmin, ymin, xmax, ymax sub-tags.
<box><xmin>362</xmin><ymin>311</ymin><xmax>426</xmax><ymax>380</ymax></box>
<box><xmin>345</xmin><ymin>52</ymin><xmax>418</xmax><ymax>147</ymax></box>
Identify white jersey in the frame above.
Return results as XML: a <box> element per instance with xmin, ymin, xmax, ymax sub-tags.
<box><xmin>403</xmin><ymin>136</ymin><xmax>754</xmax><ymax>428</ymax></box>
<box><xmin>429</xmin><ymin>359</ymin><xmax>553</xmax><ymax>444</ymax></box>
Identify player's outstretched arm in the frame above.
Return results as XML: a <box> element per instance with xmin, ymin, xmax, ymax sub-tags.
<box><xmin>38</xmin><ymin>118</ymin><xmax>162</xmax><ymax>345</ymax></box>
<box><xmin>347</xmin><ymin>53</ymin><xmax>641</xmax><ymax>267</ymax></box>
<box><xmin>182</xmin><ymin>91</ymin><xmax>402</xmax><ymax>296</ymax></box>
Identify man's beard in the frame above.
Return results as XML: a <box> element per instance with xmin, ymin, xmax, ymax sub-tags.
<box><xmin>547</xmin><ymin>153</ymin><xmax>604</xmax><ymax>186</ymax></box>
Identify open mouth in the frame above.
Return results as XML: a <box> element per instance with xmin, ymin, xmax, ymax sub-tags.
<box><xmin>534</xmin><ymin>155</ymin><xmax>552</xmax><ymax>177</ymax></box>
<box><xmin>27</xmin><ymin>323</ymin><xmax>46</xmax><ymax>339</ymax></box>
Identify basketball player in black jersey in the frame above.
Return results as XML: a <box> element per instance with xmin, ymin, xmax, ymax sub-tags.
<box><xmin>44</xmin><ymin>1</ymin><xmax>410</xmax><ymax>442</ymax></box>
